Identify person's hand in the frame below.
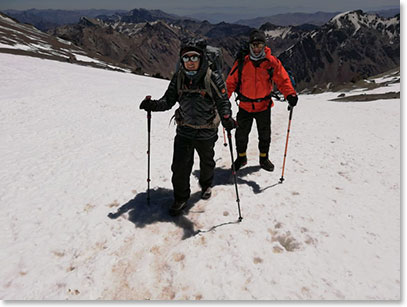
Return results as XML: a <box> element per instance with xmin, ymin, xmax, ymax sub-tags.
<box><xmin>222</xmin><ymin>115</ymin><xmax>237</xmax><ymax>131</ymax></box>
<box><xmin>139</xmin><ymin>96</ymin><xmax>156</xmax><ymax>111</ymax></box>
<box><xmin>287</xmin><ymin>94</ymin><xmax>298</xmax><ymax>110</ymax></box>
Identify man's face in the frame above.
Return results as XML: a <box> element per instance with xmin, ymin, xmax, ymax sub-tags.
<box><xmin>250</xmin><ymin>41</ymin><xmax>265</xmax><ymax>56</ymax></box>
<box><xmin>182</xmin><ymin>52</ymin><xmax>201</xmax><ymax>71</ymax></box>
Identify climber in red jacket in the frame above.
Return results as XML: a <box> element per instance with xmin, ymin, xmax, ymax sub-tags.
<box><xmin>226</xmin><ymin>29</ymin><xmax>298</xmax><ymax>171</ymax></box>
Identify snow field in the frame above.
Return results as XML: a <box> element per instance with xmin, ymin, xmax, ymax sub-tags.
<box><xmin>0</xmin><ymin>53</ymin><xmax>400</xmax><ymax>300</ymax></box>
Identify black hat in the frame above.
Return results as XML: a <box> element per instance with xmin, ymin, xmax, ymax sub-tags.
<box><xmin>180</xmin><ymin>37</ymin><xmax>207</xmax><ymax>57</ymax></box>
<box><xmin>249</xmin><ymin>29</ymin><xmax>266</xmax><ymax>43</ymax></box>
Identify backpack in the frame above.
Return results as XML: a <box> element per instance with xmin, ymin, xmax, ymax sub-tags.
<box><xmin>205</xmin><ymin>45</ymin><xmax>224</xmax><ymax>78</ymax></box>
<box><xmin>229</xmin><ymin>42</ymin><xmax>282</xmax><ymax>102</ymax></box>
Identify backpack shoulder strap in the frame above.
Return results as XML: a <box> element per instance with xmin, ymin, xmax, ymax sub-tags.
<box><xmin>267</xmin><ymin>67</ymin><xmax>274</xmax><ymax>81</ymax></box>
<box><xmin>237</xmin><ymin>56</ymin><xmax>246</xmax><ymax>94</ymax></box>
<box><xmin>205</xmin><ymin>68</ymin><xmax>224</xmax><ymax>101</ymax></box>
<box><xmin>176</xmin><ymin>70</ymin><xmax>184</xmax><ymax>98</ymax></box>
<box><xmin>203</xmin><ymin>68</ymin><xmax>217</xmax><ymax>101</ymax></box>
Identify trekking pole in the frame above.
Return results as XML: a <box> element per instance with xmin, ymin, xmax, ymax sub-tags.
<box><xmin>222</xmin><ymin>128</ymin><xmax>227</xmax><ymax>147</ymax></box>
<box><xmin>226</xmin><ymin>130</ymin><xmax>242</xmax><ymax>222</ymax></box>
<box><xmin>279</xmin><ymin>107</ymin><xmax>294</xmax><ymax>183</ymax></box>
<box><xmin>145</xmin><ymin>95</ymin><xmax>152</xmax><ymax>205</ymax></box>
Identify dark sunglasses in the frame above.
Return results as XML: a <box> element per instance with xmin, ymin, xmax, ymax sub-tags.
<box><xmin>182</xmin><ymin>55</ymin><xmax>200</xmax><ymax>63</ymax></box>
<box><xmin>250</xmin><ymin>42</ymin><xmax>265</xmax><ymax>49</ymax></box>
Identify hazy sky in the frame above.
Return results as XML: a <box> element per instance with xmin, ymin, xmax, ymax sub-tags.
<box><xmin>0</xmin><ymin>0</ymin><xmax>400</xmax><ymax>19</ymax></box>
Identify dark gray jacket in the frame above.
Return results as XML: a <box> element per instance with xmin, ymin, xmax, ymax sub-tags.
<box><xmin>153</xmin><ymin>61</ymin><xmax>232</xmax><ymax>140</ymax></box>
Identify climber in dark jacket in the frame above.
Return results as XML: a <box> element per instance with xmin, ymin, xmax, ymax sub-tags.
<box><xmin>140</xmin><ymin>38</ymin><xmax>236</xmax><ymax>216</ymax></box>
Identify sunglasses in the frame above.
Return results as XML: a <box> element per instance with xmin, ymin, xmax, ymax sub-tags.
<box><xmin>182</xmin><ymin>55</ymin><xmax>200</xmax><ymax>63</ymax></box>
<box><xmin>250</xmin><ymin>42</ymin><xmax>265</xmax><ymax>49</ymax></box>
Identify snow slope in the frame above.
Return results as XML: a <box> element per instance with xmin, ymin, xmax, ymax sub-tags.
<box><xmin>0</xmin><ymin>53</ymin><xmax>400</xmax><ymax>300</ymax></box>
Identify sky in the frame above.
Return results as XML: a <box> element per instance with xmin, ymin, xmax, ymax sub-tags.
<box><xmin>0</xmin><ymin>0</ymin><xmax>401</xmax><ymax>19</ymax></box>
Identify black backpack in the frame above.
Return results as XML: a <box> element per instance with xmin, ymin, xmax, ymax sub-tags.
<box><xmin>205</xmin><ymin>44</ymin><xmax>224</xmax><ymax>78</ymax></box>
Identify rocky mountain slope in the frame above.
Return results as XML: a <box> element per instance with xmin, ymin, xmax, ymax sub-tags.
<box><xmin>49</xmin><ymin>10</ymin><xmax>252</xmax><ymax>78</ymax></box>
<box><xmin>1</xmin><ymin>8</ymin><xmax>127</xmax><ymax>31</ymax></box>
<box><xmin>278</xmin><ymin>10</ymin><xmax>400</xmax><ymax>90</ymax></box>
<box><xmin>260</xmin><ymin>23</ymin><xmax>319</xmax><ymax>56</ymax></box>
<box><xmin>237</xmin><ymin>12</ymin><xmax>340</xmax><ymax>27</ymax></box>
<box><xmin>235</xmin><ymin>8</ymin><xmax>399</xmax><ymax>27</ymax></box>
<box><xmin>0</xmin><ymin>9</ymin><xmax>400</xmax><ymax>91</ymax></box>
<box><xmin>49</xmin><ymin>9</ymin><xmax>399</xmax><ymax>89</ymax></box>
<box><xmin>0</xmin><ymin>12</ymin><xmax>130</xmax><ymax>72</ymax></box>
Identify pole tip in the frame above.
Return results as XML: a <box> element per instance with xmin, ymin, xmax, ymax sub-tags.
<box><xmin>279</xmin><ymin>177</ymin><xmax>284</xmax><ymax>183</ymax></box>
<box><xmin>238</xmin><ymin>217</ymin><xmax>243</xmax><ymax>222</ymax></box>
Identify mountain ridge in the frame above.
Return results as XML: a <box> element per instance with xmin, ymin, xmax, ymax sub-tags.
<box><xmin>0</xmin><ymin>9</ymin><xmax>400</xmax><ymax>90</ymax></box>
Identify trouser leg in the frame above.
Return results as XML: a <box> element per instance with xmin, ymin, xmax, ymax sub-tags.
<box><xmin>235</xmin><ymin>108</ymin><xmax>254</xmax><ymax>154</ymax></box>
<box><xmin>195</xmin><ymin>135</ymin><xmax>217</xmax><ymax>190</ymax></box>
<box><xmin>171</xmin><ymin>135</ymin><xmax>194</xmax><ymax>202</ymax></box>
<box><xmin>254</xmin><ymin>108</ymin><xmax>271</xmax><ymax>155</ymax></box>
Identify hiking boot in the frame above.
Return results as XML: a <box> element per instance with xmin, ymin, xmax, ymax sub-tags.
<box><xmin>232</xmin><ymin>155</ymin><xmax>247</xmax><ymax>171</ymax></box>
<box><xmin>201</xmin><ymin>187</ymin><xmax>212</xmax><ymax>200</ymax></box>
<box><xmin>260</xmin><ymin>157</ymin><xmax>274</xmax><ymax>172</ymax></box>
<box><xmin>169</xmin><ymin>200</ymin><xmax>187</xmax><ymax>216</ymax></box>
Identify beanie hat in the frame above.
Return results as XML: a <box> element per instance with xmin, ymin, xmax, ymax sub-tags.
<box><xmin>249</xmin><ymin>29</ymin><xmax>266</xmax><ymax>43</ymax></box>
<box><xmin>179</xmin><ymin>37</ymin><xmax>207</xmax><ymax>58</ymax></box>
<box><xmin>181</xmin><ymin>50</ymin><xmax>201</xmax><ymax>57</ymax></box>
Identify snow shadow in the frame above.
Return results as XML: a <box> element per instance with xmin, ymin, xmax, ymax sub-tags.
<box><xmin>193</xmin><ymin>166</ymin><xmax>280</xmax><ymax>194</ymax></box>
<box><xmin>108</xmin><ymin>166</ymin><xmax>279</xmax><ymax>239</ymax></box>
<box><xmin>108</xmin><ymin>187</ymin><xmax>206</xmax><ymax>239</ymax></box>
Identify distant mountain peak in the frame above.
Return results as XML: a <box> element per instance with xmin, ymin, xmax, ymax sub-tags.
<box><xmin>329</xmin><ymin>10</ymin><xmax>399</xmax><ymax>33</ymax></box>
<box><xmin>79</xmin><ymin>16</ymin><xmax>104</xmax><ymax>27</ymax></box>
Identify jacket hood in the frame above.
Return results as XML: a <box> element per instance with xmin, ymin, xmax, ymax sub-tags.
<box><xmin>179</xmin><ymin>37</ymin><xmax>209</xmax><ymax>81</ymax></box>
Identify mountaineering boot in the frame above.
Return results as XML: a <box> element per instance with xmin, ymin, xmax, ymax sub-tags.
<box><xmin>259</xmin><ymin>153</ymin><xmax>274</xmax><ymax>172</ymax></box>
<box><xmin>232</xmin><ymin>153</ymin><xmax>247</xmax><ymax>171</ymax></box>
<box><xmin>201</xmin><ymin>187</ymin><xmax>212</xmax><ymax>200</ymax></box>
<box><xmin>169</xmin><ymin>200</ymin><xmax>187</xmax><ymax>216</ymax></box>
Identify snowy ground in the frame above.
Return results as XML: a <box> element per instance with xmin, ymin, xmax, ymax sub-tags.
<box><xmin>0</xmin><ymin>53</ymin><xmax>400</xmax><ymax>300</ymax></box>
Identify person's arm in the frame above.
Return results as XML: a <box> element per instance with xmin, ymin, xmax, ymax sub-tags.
<box><xmin>270</xmin><ymin>56</ymin><xmax>296</xmax><ymax>98</ymax></box>
<box><xmin>226</xmin><ymin>61</ymin><xmax>239</xmax><ymax>99</ymax></box>
<box><xmin>211</xmin><ymin>72</ymin><xmax>236</xmax><ymax>130</ymax></box>
<box><xmin>211</xmin><ymin>72</ymin><xmax>232</xmax><ymax>117</ymax></box>
<box><xmin>153</xmin><ymin>74</ymin><xmax>179</xmax><ymax>111</ymax></box>
<box><xmin>140</xmin><ymin>74</ymin><xmax>179</xmax><ymax>112</ymax></box>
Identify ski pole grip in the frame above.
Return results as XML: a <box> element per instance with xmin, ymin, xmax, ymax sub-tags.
<box><xmin>145</xmin><ymin>95</ymin><xmax>152</xmax><ymax>117</ymax></box>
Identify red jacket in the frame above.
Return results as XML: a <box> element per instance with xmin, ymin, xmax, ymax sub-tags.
<box><xmin>226</xmin><ymin>47</ymin><xmax>296</xmax><ymax>112</ymax></box>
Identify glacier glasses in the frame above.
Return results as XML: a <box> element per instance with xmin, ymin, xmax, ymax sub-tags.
<box><xmin>250</xmin><ymin>42</ymin><xmax>265</xmax><ymax>49</ymax></box>
<box><xmin>182</xmin><ymin>55</ymin><xmax>201</xmax><ymax>63</ymax></box>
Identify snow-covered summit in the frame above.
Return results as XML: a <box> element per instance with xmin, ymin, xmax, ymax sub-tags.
<box><xmin>329</xmin><ymin>10</ymin><xmax>399</xmax><ymax>37</ymax></box>
<box><xmin>264</xmin><ymin>26</ymin><xmax>293</xmax><ymax>39</ymax></box>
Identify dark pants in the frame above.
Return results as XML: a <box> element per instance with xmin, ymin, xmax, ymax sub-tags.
<box><xmin>235</xmin><ymin>107</ymin><xmax>271</xmax><ymax>154</ymax></box>
<box><xmin>171</xmin><ymin>134</ymin><xmax>217</xmax><ymax>202</ymax></box>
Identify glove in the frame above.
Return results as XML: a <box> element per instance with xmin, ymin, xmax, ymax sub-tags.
<box><xmin>222</xmin><ymin>115</ymin><xmax>237</xmax><ymax>131</ymax></box>
<box><xmin>139</xmin><ymin>96</ymin><xmax>157</xmax><ymax>111</ymax></box>
<box><xmin>287</xmin><ymin>94</ymin><xmax>298</xmax><ymax>110</ymax></box>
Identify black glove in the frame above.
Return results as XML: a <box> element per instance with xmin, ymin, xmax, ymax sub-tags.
<box><xmin>287</xmin><ymin>94</ymin><xmax>298</xmax><ymax>110</ymax></box>
<box><xmin>222</xmin><ymin>115</ymin><xmax>237</xmax><ymax>131</ymax></box>
<box><xmin>139</xmin><ymin>96</ymin><xmax>157</xmax><ymax>111</ymax></box>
